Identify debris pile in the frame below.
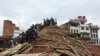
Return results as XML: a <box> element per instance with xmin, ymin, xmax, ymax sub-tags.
<box><xmin>0</xmin><ymin>26</ymin><xmax>92</xmax><ymax>56</ymax></box>
<box><xmin>0</xmin><ymin>43</ymin><xmax>27</xmax><ymax>56</ymax></box>
<box><xmin>37</xmin><ymin>26</ymin><xmax>92</xmax><ymax>56</ymax></box>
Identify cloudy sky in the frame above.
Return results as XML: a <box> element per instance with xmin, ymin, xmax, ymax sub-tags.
<box><xmin>0</xmin><ymin>0</ymin><xmax>100</xmax><ymax>36</ymax></box>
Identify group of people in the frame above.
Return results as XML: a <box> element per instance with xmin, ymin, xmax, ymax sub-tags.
<box><xmin>17</xmin><ymin>25</ymin><xmax>37</xmax><ymax>44</ymax></box>
<box><xmin>15</xmin><ymin>18</ymin><xmax>57</xmax><ymax>44</ymax></box>
<box><xmin>44</xmin><ymin>17</ymin><xmax>57</xmax><ymax>27</ymax></box>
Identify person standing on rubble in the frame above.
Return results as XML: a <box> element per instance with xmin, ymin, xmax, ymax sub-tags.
<box><xmin>33</xmin><ymin>29</ymin><xmax>37</xmax><ymax>44</ymax></box>
<box><xmin>25</xmin><ymin>30</ymin><xmax>29</xmax><ymax>42</ymax></box>
<box><xmin>19</xmin><ymin>33</ymin><xmax>24</xmax><ymax>44</ymax></box>
<box><xmin>30</xmin><ymin>28</ymin><xmax>34</xmax><ymax>42</ymax></box>
<box><xmin>50</xmin><ymin>17</ymin><xmax>54</xmax><ymax>26</ymax></box>
<box><xmin>20</xmin><ymin>32</ymin><xmax>26</xmax><ymax>44</ymax></box>
<box><xmin>46</xmin><ymin>18</ymin><xmax>50</xmax><ymax>26</ymax></box>
<box><xmin>26</xmin><ymin>29</ymin><xmax>31</xmax><ymax>42</ymax></box>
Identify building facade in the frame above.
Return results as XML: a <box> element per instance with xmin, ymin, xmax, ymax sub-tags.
<box><xmin>61</xmin><ymin>16</ymin><xmax>99</xmax><ymax>45</ymax></box>
<box><xmin>3</xmin><ymin>20</ymin><xmax>19</xmax><ymax>37</ymax></box>
<box><xmin>89</xmin><ymin>24</ymin><xmax>99</xmax><ymax>45</ymax></box>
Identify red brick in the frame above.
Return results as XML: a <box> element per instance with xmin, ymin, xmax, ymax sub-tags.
<box><xmin>3</xmin><ymin>20</ymin><xmax>19</xmax><ymax>37</ymax></box>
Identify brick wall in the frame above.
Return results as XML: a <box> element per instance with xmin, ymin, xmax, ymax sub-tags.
<box><xmin>3</xmin><ymin>20</ymin><xmax>19</xmax><ymax>37</ymax></box>
<box><xmin>12</xmin><ymin>23</ymin><xmax>19</xmax><ymax>30</ymax></box>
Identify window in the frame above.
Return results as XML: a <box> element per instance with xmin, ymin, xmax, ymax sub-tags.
<box><xmin>81</xmin><ymin>27</ymin><xmax>84</xmax><ymax>30</ymax></box>
<box><xmin>96</xmin><ymin>30</ymin><xmax>97</xmax><ymax>33</ymax></box>
<box><xmin>96</xmin><ymin>34</ymin><xmax>98</xmax><ymax>38</ymax></box>
<box><xmin>77</xmin><ymin>30</ymin><xmax>78</xmax><ymax>33</ymax></box>
<box><xmin>91</xmin><ymin>29</ymin><xmax>92</xmax><ymax>33</ymax></box>
<box><xmin>81</xmin><ymin>22</ymin><xmax>84</xmax><ymax>24</ymax></box>
<box><xmin>91</xmin><ymin>34</ymin><xmax>93</xmax><ymax>37</ymax></box>
<box><xmin>94</xmin><ymin>34</ymin><xmax>95</xmax><ymax>38</ymax></box>
<box><xmin>93</xmin><ymin>30</ymin><xmax>95</xmax><ymax>33</ymax></box>
<box><xmin>74</xmin><ymin>29</ymin><xmax>75</xmax><ymax>33</ymax></box>
<box><xmin>86</xmin><ymin>28</ymin><xmax>89</xmax><ymax>30</ymax></box>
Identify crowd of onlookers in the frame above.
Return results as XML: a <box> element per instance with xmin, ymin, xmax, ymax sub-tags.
<box><xmin>43</xmin><ymin>17</ymin><xmax>57</xmax><ymax>27</ymax></box>
<box><xmin>14</xmin><ymin>18</ymin><xmax>57</xmax><ymax>44</ymax></box>
<box><xmin>15</xmin><ymin>25</ymin><xmax>37</xmax><ymax>44</ymax></box>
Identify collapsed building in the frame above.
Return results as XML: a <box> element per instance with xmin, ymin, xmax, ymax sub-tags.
<box><xmin>0</xmin><ymin>26</ymin><xmax>93</xmax><ymax>56</ymax></box>
<box><xmin>0</xmin><ymin>17</ymin><xmax>100</xmax><ymax>56</ymax></box>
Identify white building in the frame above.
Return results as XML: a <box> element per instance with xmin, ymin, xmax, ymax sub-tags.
<box><xmin>89</xmin><ymin>24</ymin><xmax>99</xmax><ymax>45</ymax></box>
<box><xmin>13</xmin><ymin>30</ymin><xmax>25</xmax><ymax>38</ymax></box>
<box><xmin>61</xmin><ymin>16</ymin><xmax>99</xmax><ymax>45</ymax></box>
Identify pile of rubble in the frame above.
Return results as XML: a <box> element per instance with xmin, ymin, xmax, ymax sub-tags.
<box><xmin>37</xmin><ymin>26</ymin><xmax>92</xmax><ymax>56</ymax></box>
<box><xmin>0</xmin><ymin>26</ymin><xmax>92</xmax><ymax>56</ymax></box>
<box><xmin>0</xmin><ymin>43</ymin><xmax>27</xmax><ymax>56</ymax></box>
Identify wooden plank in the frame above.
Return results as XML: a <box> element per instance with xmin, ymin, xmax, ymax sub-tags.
<box><xmin>33</xmin><ymin>45</ymin><xmax>47</xmax><ymax>47</ymax></box>
<box><xmin>13</xmin><ymin>54</ymin><xmax>42</xmax><ymax>56</ymax></box>
<box><xmin>15</xmin><ymin>44</ymin><xmax>30</xmax><ymax>54</ymax></box>
<box><xmin>52</xmin><ymin>47</ymin><xmax>71</xmax><ymax>50</ymax></box>
<box><xmin>22</xmin><ymin>46</ymin><xmax>33</xmax><ymax>54</ymax></box>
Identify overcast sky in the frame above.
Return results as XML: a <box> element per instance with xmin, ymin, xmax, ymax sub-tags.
<box><xmin>0</xmin><ymin>0</ymin><xmax>100</xmax><ymax>36</ymax></box>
